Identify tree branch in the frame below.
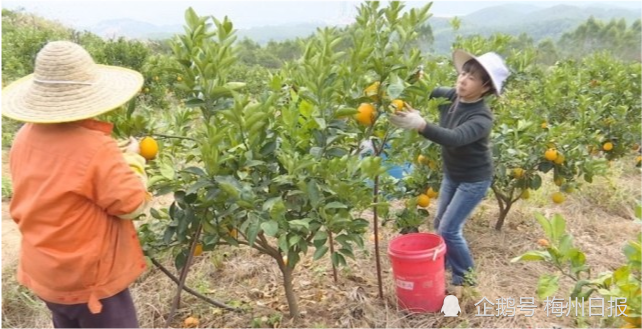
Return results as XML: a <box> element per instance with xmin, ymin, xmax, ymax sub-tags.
<box><xmin>150</xmin><ymin>257</ymin><xmax>240</xmax><ymax>312</ymax></box>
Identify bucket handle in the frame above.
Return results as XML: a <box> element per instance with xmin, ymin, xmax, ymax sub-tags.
<box><xmin>432</xmin><ymin>244</ymin><xmax>446</xmax><ymax>261</ymax></box>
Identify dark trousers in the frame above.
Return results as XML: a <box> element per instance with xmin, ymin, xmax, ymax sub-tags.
<box><xmin>43</xmin><ymin>288</ymin><xmax>138</xmax><ymax>328</ymax></box>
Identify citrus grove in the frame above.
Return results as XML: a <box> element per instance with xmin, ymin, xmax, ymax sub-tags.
<box><xmin>2</xmin><ymin>2</ymin><xmax>641</xmax><ymax>328</ymax></box>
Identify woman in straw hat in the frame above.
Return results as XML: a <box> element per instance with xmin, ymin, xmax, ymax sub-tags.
<box><xmin>2</xmin><ymin>41</ymin><xmax>151</xmax><ymax>328</ymax></box>
<box><xmin>389</xmin><ymin>49</ymin><xmax>510</xmax><ymax>295</ymax></box>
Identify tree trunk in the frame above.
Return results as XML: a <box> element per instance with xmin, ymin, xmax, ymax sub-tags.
<box><xmin>165</xmin><ymin>224</ymin><xmax>202</xmax><ymax>327</ymax></box>
<box><xmin>372</xmin><ymin>175</ymin><xmax>384</xmax><ymax>299</ymax></box>
<box><xmin>280</xmin><ymin>262</ymin><xmax>300</xmax><ymax>320</ymax></box>
<box><xmin>328</xmin><ymin>231</ymin><xmax>338</xmax><ymax>283</ymax></box>
<box><xmin>492</xmin><ymin>186</ymin><xmax>509</xmax><ymax>231</ymax></box>
<box><xmin>494</xmin><ymin>204</ymin><xmax>512</xmax><ymax>231</ymax></box>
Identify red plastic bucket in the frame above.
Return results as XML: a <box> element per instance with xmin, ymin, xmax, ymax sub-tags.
<box><xmin>388</xmin><ymin>233</ymin><xmax>446</xmax><ymax>313</ymax></box>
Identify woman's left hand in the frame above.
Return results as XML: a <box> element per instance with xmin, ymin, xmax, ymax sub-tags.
<box><xmin>389</xmin><ymin>107</ymin><xmax>427</xmax><ymax>131</ymax></box>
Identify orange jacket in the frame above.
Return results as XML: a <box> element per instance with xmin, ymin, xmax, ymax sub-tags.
<box><xmin>9</xmin><ymin>119</ymin><xmax>148</xmax><ymax>314</ymax></box>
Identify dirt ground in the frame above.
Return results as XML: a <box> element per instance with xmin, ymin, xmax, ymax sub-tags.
<box><xmin>2</xmin><ymin>151</ymin><xmax>640</xmax><ymax>328</ymax></box>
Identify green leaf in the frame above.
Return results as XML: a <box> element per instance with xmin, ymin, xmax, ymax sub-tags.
<box><xmin>160</xmin><ymin>162</ymin><xmax>175</xmax><ymax>180</ymax></box>
<box><xmin>334</xmin><ymin>107</ymin><xmax>358</xmax><ymax>118</ymax></box>
<box><xmin>511</xmin><ymin>251</ymin><xmax>550</xmax><ymax>262</ymax></box>
<box><xmin>313</xmin><ymin>245</ymin><xmax>329</xmax><ymax>260</ymax></box>
<box><xmin>530</xmin><ymin>175</ymin><xmax>542</xmax><ymax>190</ymax></box>
<box><xmin>386</xmin><ymin>74</ymin><xmax>405</xmax><ymax>100</ymax></box>
<box><xmin>538</xmin><ymin>161</ymin><xmax>554</xmax><ymax>173</ymax></box>
<box><xmin>313</xmin><ymin>230</ymin><xmax>328</xmax><ymax>241</ymax></box>
<box><xmin>613</xmin><ymin>266</ymin><xmax>630</xmax><ymax>285</ymax></box>
<box><xmin>307</xmin><ymin>179</ymin><xmax>321</xmax><ymax>207</ymax></box>
<box><xmin>570</xmin><ymin>280</ymin><xmax>591</xmax><ymax>299</ymax></box>
<box><xmin>324</xmin><ymin>202</ymin><xmax>348</xmax><ymax>210</ymax></box>
<box><xmin>537</xmin><ymin>274</ymin><xmax>560</xmax><ymax>299</ymax></box>
<box><xmin>535</xmin><ymin>213</ymin><xmax>553</xmax><ymax>239</ymax></box>
<box><xmin>182</xmin><ymin>166</ymin><xmax>207</xmax><ymax>177</ymax></box>
<box><xmin>558</xmin><ymin>234</ymin><xmax>574</xmax><ymax>256</ymax></box>
<box><xmin>550</xmin><ymin>214</ymin><xmax>566</xmax><ymax>242</ymax></box>
<box><xmin>246</xmin><ymin>214</ymin><xmax>261</xmax><ymax>246</ymax></box>
<box><xmin>260</xmin><ymin>220</ymin><xmax>279</xmax><ymax>237</ymax></box>
<box><xmin>331</xmin><ymin>251</ymin><xmax>347</xmax><ymax>267</ymax></box>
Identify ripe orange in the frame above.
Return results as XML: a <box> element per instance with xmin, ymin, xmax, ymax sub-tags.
<box><xmin>193</xmin><ymin>243</ymin><xmax>203</xmax><ymax>256</ymax></box>
<box><xmin>355</xmin><ymin>103</ymin><xmax>376</xmax><ymax>125</ymax></box>
<box><xmin>554</xmin><ymin>177</ymin><xmax>565</xmax><ymax>187</ymax></box>
<box><xmin>425</xmin><ymin>187</ymin><xmax>438</xmax><ymax>199</ymax></box>
<box><xmin>390</xmin><ymin>99</ymin><xmax>405</xmax><ymax>112</ymax></box>
<box><xmin>552</xmin><ymin>192</ymin><xmax>565</xmax><ymax>204</ymax></box>
<box><xmin>554</xmin><ymin>153</ymin><xmax>565</xmax><ymax>165</ymax></box>
<box><xmin>603</xmin><ymin>142</ymin><xmax>613</xmax><ymax>151</ymax></box>
<box><xmin>139</xmin><ymin>136</ymin><xmax>159</xmax><ymax>161</ymax></box>
<box><xmin>537</xmin><ymin>239</ymin><xmax>550</xmax><ymax>247</ymax></box>
<box><xmin>417</xmin><ymin>194</ymin><xmax>430</xmax><ymax>207</ymax></box>
<box><xmin>512</xmin><ymin>168</ymin><xmax>525</xmax><ymax>179</ymax></box>
<box><xmin>184</xmin><ymin>316</ymin><xmax>199</xmax><ymax>328</ymax></box>
<box><xmin>521</xmin><ymin>189</ymin><xmax>530</xmax><ymax>200</ymax></box>
<box><xmin>544</xmin><ymin>148</ymin><xmax>558</xmax><ymax>161</ymax></box>
<box><xmin>417</xmin><ymin>154</ymin><xmax>428</xmax><ymax>165</ymax></box>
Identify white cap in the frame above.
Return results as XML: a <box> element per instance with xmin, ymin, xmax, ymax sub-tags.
<box><xmin>452</xmin><ymin>49</ymin><xmax>510</xmax><ymax>96</ymax></box>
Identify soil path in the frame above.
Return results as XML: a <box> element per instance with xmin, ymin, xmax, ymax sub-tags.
<box><xmin>2</xmin><ymin>200</ymin><xmax>20</xmax><ymax>269</ymax></box>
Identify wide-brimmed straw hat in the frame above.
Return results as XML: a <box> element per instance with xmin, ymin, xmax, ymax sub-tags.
<box><xmin>452</xmin><ymin>49</ymin><xmax>510</xmax><ymax>96</ymax></box>
<box><xmin>2</xmin><ymin>41</ymin><xmax>143</xmax><ymax>123</ymax></box>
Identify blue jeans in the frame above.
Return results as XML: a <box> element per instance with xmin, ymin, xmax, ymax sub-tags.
<box><xmin>433</xmin><ymin>174</ymin><xmax>491</xmax><ymax>286</ymax></box>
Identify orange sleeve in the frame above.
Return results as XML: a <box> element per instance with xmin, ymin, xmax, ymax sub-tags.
<box><xmin>79</xmin><ymin>140</ymin><xmax>148</xmax><ymax>217</ymax></box>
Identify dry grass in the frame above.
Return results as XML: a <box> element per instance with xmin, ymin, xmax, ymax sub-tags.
<box><xmin>2</xmin><ymin>156</ymin><xmax>640</xmax><ymax>328</ymax></box>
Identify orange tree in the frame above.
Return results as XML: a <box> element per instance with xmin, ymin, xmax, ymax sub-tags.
<box><xmin>137</xmin><ymin>2</ymin><xmax>443</xmax><ymax>321</ymax></box>
<box><xmin>136</xmin><ymin>7</ymin><xmax>377</xmax><ymax>322</ymax></box>
<box><xmin>331</xmin><ymin>0</ymin><xmax>435</xmax><ymax>298</ymax></box>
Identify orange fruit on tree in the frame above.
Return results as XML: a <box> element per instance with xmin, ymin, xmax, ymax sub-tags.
<box><xmin>537</xmin><ymin>239</ymin><xmax>550</xmax><ymax>247</ymax></box>
<box><xmin>554</xmin><ymin>177</ymin><xmax>565</xmax><ymax>187</ymax></box>
<box><xmin>355</xmin><ymin>103</ymin><xmax>376</xmax><ymax>125</ymax></box>
<box><xmin>417</xmin><ymin>154</ymin><xmax>429</xmax><ymax>165</ymax></box>
<box><xmin>390</xmin><ymin>99</ymin><xmax>405</xmax><ymax>112</ymax></box>
<box><xmin>512</xmin><ymin>168</ymin><xmax>525</xmax><ymax>179</ymax></box>
<box><xmin>603</xmin><ymin>142</ymin><xmax>614</xmax><ymax>151</ymax></box>
<box><xmin>552</xmin><ymin>192</ymin><xmax>565</xmax><ymax>204</ymax></box>
<box><xmin>417</xmin><ymin>194</ymin><xmax>430</xmax><ymax>207</ymax></box>
<box><xmin>544</xmin><ymin>148</ymin><xmax>558</xmax><ymax>161</ymax></box>
<box><xmin>541</xmin><ymin>122</ymin><xmax>548</xmax><ymax>129</ymax></box>
<box><xmin>554</xmin><ymin>153</ymin><xmax>565</xmax><ymax>165</ymax></box>
<box><xmin>521</xmin><ymin>189</ymin><xmax>530</xmax><ymax>200</ymax></box>
<box><xmin>139</xmin><ymin>136</ymin><xmax>159</xmax><ymax>160</ymax></box>
<box><xmin>425</xmin><ymin>187</ymin><xmax>438</xmax><ymax>199</ymax></box>
<box><xmin>193</xmin><ymin>243</ymin><xmax>203</xmax><ymax>257</ymax></box>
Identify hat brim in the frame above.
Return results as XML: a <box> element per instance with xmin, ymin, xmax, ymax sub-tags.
<box><xmin>452</xmin><ymin>49</ymin><xmax>501</xmax><ymax>97</ymax></box>
<box><xmin>2</xmin><ymin>65</ymin><xmax>143</xmax><ymax>123</ymax></box>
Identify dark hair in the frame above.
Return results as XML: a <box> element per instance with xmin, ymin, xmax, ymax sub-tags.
<box><xmin>462</xmin><ymin>59</ymin><xmax>494</xmax><ymax>97</ymax></box>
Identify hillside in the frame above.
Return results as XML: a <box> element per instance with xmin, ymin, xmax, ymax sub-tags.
<box><xmin>66</xmin><ymin>2</ymin><xmax>639</xmax><ymax>50</ymax></box>
<box><xmin>429</xmin><ymin>3</ymin><xmax>640</xmax><ymax>53</ymax></box>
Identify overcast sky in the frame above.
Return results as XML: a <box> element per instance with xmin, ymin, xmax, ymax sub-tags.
<box><xmin>3</xmin><ymin>0</ymin><xmax>641</xmax><ymax>29</ymax></box>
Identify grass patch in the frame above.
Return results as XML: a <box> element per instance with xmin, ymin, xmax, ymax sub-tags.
<box><xmin>0</xmin><ymin>176</ymin><xmax>13</xmax><ymax>200</ymax></box>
